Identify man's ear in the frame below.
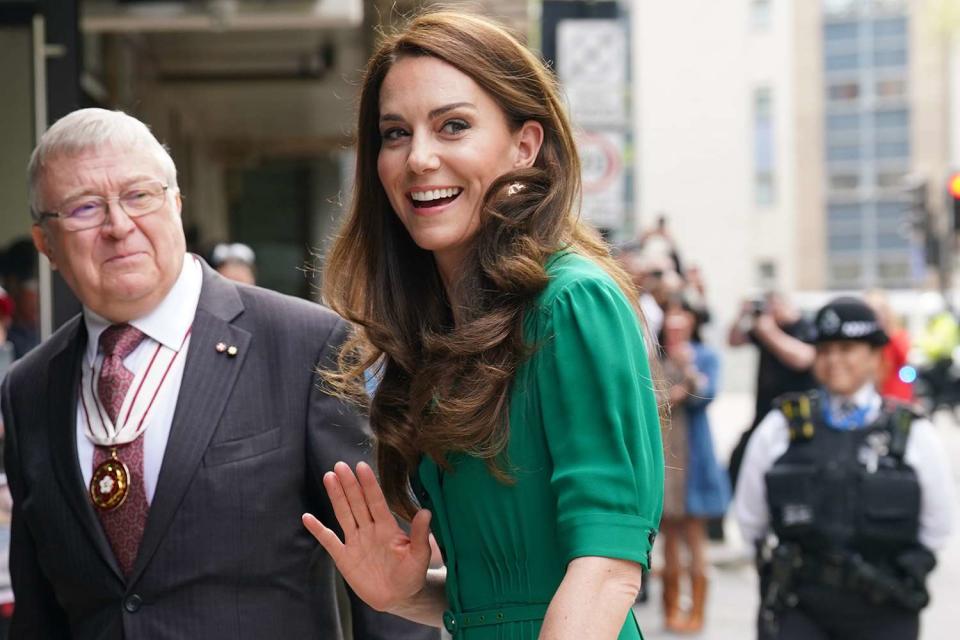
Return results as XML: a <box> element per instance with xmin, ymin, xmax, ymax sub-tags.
<box><xmin>31</xmin><ymin>224</ymin><xmax>57</xmax><ymax>271</ymax></box>
<box><xmin>513</xmin><ymin>120</ymin><xmax>544</xmax><ymax>169</ymax></box>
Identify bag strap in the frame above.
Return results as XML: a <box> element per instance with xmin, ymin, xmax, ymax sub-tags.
<box><xmin>887</xmin><ymin>405</ymin><xmax>915</xmax><ymax>461</ymax></box>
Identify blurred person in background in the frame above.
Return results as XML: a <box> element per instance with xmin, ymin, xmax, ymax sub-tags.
<box><xmin>658</xmin><ymin>298</ymin><xmax>729</xmax><ymax>634</ymax></box>
<box><xmin>727</xmin><ymin>292</ymin><xmax>817</xmax><ymax>492</ymax></box>
<box><xmin>210</xmin><ymin>242</ymin><xmax>256</xmax><ymax>286</ymax></box>
<box><xmin>915</xmin><ymin>305</ymin><xmax>960</xmax><ymax>412</ymax></box>
<box><xmin>0</xmin><ymin>240</ymin><xmax>39</xmax><ymax>360</ymax></box>
<box><xmin>303</xmin><ymin>10</ymin><xmax>664</xmax><ymax>640</ymax></box>
<box><xmin>621</xmin><ymin>249</ymin><xmax>667</xmax><ymax>340</ymax></box>
<box><xmin>682</xmin><ymin>264</ymin><xmax>711</xmax><ymax>326</ymax></box>
<box><xmin>734</xmin><ymin>297</ymin><xmax>954</xmax><ymax>640</ymax></box>
<box><xmin>0</xmin><ymin>288</ymin><xmax>16</xmax><ymax>638</ymax></box>
<box><xmin>0</xmin><ymin>289</ymin><xmax>14</xmax><ymax>380</ymax></box>
<box><xmin>865</xmin><ymin>289</ymin><xmax>913</xmax><ymax>402</ymax></box>
<box><xmin>637</xmin><ymin>214</ymin><xmax>683</xmax><ymax>274</ymax></box>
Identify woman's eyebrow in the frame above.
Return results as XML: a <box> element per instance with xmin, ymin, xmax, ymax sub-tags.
<box><xmin>379</xmin><ymin>102</ymin><xmax>477</xmax><ymax>124</ymax></box>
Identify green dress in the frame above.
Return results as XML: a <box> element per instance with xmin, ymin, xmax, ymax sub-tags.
<box><xmin>415</xmin><ymin>252</ymin><xmax>664</xmax><ymax>639</ymax></box>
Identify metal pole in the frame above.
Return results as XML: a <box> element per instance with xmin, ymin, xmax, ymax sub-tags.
<box><xmin>32</xmin><ymin>13</ymin><xmax>52</xmax><ymax>342</ymax></box>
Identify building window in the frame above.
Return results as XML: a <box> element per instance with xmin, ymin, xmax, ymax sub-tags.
<box><xmin>877</xmin><ymin>200</ymin><xmax>910</xmax><ymax>224</ymax></box>
<box><xmin>823</xmin><ymin>0</ymin><xmax>859</xmax><ymax>18</ymax></box>
<box><xmin>828</xmin><ymin>202</ymin><xmax>863</xmax><ymax>220</ymax></box>
<box><xmin>751</xmin><ymin>0</ymin><xmax>771</xmax><ymax>28</ymax></box>
<box><xmin>825</xmin><ymin>21</ymin><xmax>859</xmax><ymax>41</ymax></box>
<box><xmin>753</xmin><ymin>86</ymin><xmax>775</xmax><ymax>206</ymax></box>
<box><xmin>757</xmin><ymin>260</ymin><xmax>778</xmax><ymax>288</ymax></box>
<box><xmin>875</xmin><ymin>78</ymin><xmax>906</xmax><ymax>99</ymax></box>
<box><xmin>877</xmin><ymin>255</ymin><xmax>911</xmax><ymax>284</ymax></box>
<box><xmin>827</xmin><ymin>81</ymin><xmax>860</xmax><ymax>101</ymax></box>
<box><xmin>874</xmin><ymin>108</ymin><xmax>908</xmax><ymax>128</ymax></box>
<box><xmin>876</xmin><ymin>171</ymin><xmax>906</xmax><ymax>188</ymax></box>
<box><xmin>873</xmin><ymin>48</ymin><xmax>907</xmax><ymax>67</ymax></box>
<box><xmin>827</xmin><ymin>143</ymin><xmax>862</xmax><ymax>162</ymax></box>
<box><xmin>875</xmin><ymin>140</ymin><xmax>910</xmax><ymax>159</ymax></box>
<box><xmin>829</xmin><ymin>260</ymin><xmax>864</xmax><ymax>285</ymax></box>
<box><xmin>827</xmin><ymin>113</ymin><xmax>861</xmax><ymax>131</ymax></box>
<box><xmin>830</xmin><ymin>173</ymin><xmax>861</xmax><ymax>190</ymax></box>
<box><xmin>826</xmin><ymin>52</ymin><xmax>861</xmax><ymax>70</ymax></box>
<box><xmin>870</xmin><ymin>0</ymin><xmax>907</xmax><ymax>16</ymax></box>
<box><xmin>829</xmin><ymin>233</ymin><xmax>865</xmax><ymax>252</ymax></box>
<box><xmin>877</xmin><ymin>231</ymin><xmax>909</xmax><ymax>250</ymax></box>
<box><xmin>872</xmin><ymin>17</ymin><xmax>907</xmax><ymax>38</ymax></box>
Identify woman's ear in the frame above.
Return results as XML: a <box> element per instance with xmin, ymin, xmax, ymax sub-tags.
<box><xmin>513</xmin><ymin>120</ymin><xmax>544</xmax><ymax>169</ymax></box>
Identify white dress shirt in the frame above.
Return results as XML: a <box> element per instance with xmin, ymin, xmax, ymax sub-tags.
<box><xmin>77</xmin><ymin>255</ymin><xmax>202</xmax><ymax>504</ymax></box>
<box><xmin>733</xmin><ymin>383</ymin><xmax>956</xmax><ymax>551</ymax></box>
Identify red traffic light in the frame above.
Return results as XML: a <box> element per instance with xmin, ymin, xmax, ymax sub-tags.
<box><xmin>951</xmin><ymin>172</ymin><xmax>960</xmax><ymax>199</ymax></box>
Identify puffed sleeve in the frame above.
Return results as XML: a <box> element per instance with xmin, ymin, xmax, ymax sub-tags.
<box><xmin>534</xmin><ymin>277</ymin><xmax>664</xmax><ymax>568</ymax></box>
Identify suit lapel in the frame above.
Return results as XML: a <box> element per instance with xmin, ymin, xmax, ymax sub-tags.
<box><xmin>130</xmin><ymin>264</ymin><xmax>250</xmax><ymax>582</ymax></box>
<box><xmin>47</xmin><ymin>319</ymin><xmax>125</xmax><ymax>580</ymax></box>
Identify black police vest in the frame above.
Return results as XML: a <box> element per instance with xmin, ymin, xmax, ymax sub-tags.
<box><xmin>764</xmin><ymin>392</ymin><xmax>921</xmax><ymax>561</ymax></box>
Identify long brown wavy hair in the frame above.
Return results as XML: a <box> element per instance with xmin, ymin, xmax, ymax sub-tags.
<box><xmin>323</xmin><ymin>9</ymin><xmax>646</xmax><ymax>519</ymax></box>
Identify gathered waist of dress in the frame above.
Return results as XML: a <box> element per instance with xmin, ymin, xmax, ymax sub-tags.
<box><xmin>442</xmin><ymin>602</ymin><xmax>550</xmax><ymax>636</ymax></box>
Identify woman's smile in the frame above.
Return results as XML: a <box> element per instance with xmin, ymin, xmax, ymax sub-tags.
<box><xmin>407</xmin><ymin>186</ymin><xmax>463</xmax><ymax>215</ymax></box>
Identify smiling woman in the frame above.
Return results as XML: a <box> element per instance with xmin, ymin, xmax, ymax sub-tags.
<box><xmin>376</xmin><ymin>54</ymin><xmax>544</xmax><ymax>288</ymax></box>
<box><xmin>307</xmin><ymin>9</ymin><xmax>664</xmax><ymax>640</ymax></box>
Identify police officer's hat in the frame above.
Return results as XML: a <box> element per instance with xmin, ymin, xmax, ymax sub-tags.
<box><xmin>811</xmin><ymin>296</ymin><xmax>889</xmax><ymax>346</ymax></box>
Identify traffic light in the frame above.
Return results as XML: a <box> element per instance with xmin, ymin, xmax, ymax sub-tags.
<box><xmin>951</xmin><ymin>171</ymin><xmax>960</xmax><ymax>231</ymax></box>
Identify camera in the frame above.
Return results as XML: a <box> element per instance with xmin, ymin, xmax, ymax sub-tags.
<box><xmin>750</xmin><ymin>297</ymin><xmax>766</xmax><ymax>316</ymax></box>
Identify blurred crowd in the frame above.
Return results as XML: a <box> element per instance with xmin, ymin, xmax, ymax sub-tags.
<box><xmin>618</xmin><ymin>215</ymin><xmax>956</xmax><ymax>638</ymax></box>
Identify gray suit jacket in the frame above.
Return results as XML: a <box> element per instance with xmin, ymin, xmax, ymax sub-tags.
<box><xmin>1</xmin><ymin>262</ymin><xmax>437</xmax><ymax>640</ymax></box>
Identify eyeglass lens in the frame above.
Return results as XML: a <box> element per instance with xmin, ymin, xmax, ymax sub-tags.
<box><xmin>60</xmin><ymin>181</ymin><xmax>167</xmax><ymax>230</ymax></box>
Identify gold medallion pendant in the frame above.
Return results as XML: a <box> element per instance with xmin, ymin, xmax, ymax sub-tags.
<box><xmin>89</xmin><ymin>449</ymin><xmax>130</xmax><ymax>511</ymax></box>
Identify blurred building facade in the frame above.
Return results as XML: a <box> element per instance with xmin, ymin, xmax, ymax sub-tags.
<box><xmin>634</xmin><ymin>0</ymin><xmax>956</xmax><ymax>298</ymax></box>
<box><xmin>632</xmin><ymin>0</ymin><xmax>960</xmax><ymax>390</ymax></box>
<box><xmin>819</xmin><ymin>0</ymin><xmax>954</xmax><ymax>291</ymax></box>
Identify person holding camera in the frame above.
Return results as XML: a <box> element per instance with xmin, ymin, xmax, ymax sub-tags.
<box><xmin>733</xmin><ymin>296</ymin><xmax>954</xmax><ymax>639</ymax></box>
<box><xmin>727</xmin><ymin>292</ymin><xmax>817</xmax><ymax>491</ymax></box>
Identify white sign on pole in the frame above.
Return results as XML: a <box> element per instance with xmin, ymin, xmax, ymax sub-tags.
<box><xmin>578</xmin><ymin>131</ymin><xmax>626</xmax><ymax>230</ymax></box>
<box><xmin>557</xmin><ymin>19</ymin><xmax>627</xmax><ymax>127</ymax></box>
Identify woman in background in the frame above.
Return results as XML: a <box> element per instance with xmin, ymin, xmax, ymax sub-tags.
<box><xmin>659</xmin><ymin>299</ymin><xmax>729</xmax><ymax>634</ymax></box>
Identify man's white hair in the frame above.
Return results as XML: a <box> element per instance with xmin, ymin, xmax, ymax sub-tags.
<box><xmin>27</xmin><ymin>108</ymin><xmax>179</xmax><ymax>219</ymax></box>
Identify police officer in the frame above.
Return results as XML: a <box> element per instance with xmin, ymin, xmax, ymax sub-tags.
<box><xmin>733</xmin><ymin>296</ymin><xmax>955</xmax><ymax>640</ymax></box>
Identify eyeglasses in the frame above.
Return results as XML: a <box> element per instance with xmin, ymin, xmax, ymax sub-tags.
<box><xmin>35</xmin><ymin>180</ymin><xmax>170</xmax><ymax>232</ymax></box>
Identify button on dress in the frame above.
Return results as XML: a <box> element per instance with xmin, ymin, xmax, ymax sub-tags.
<box><xmin>416</xmin><ymin>252</ymin><xmax>664</xmax><ymax>639</ymax></box>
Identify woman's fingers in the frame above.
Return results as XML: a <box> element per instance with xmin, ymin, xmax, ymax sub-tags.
<box><xmin>334</xmin><ymin>461</ymin><xmax>374</xmax><ymax>527</ymax></box>
<box><xmin>409</xmin><ymin>509</ymin><xmax>433</xmax><ymax>565</ymax></box>
<box><xmin>323</xmin><ymin>471</ymin><xmax>359</xmax><ymax>537</ymax></box>
<box><xmin>302</xmin><ymin>513</ymin><xmax>346</xmax><ymax>564</ymax></box>
<box><xmin>356</xmin><ymin>461</ymin><xmax>395</xmax><ymax>524</ymax></box>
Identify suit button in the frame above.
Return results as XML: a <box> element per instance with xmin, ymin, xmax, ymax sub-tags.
<box><xmin>124</xmin><ymin>594</ymin><xmax>143</xmax><ymax>613</ymax></box>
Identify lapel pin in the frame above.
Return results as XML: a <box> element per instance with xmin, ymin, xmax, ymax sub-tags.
<box><xmin>226</xmin><ymin>345</ymin><xmax>239</xmax><ymax>357</ymax></box>
<box><xmin>215</xmin><ymin>342</ymin><xmax>227</xmax><ymax>353</ymax></box>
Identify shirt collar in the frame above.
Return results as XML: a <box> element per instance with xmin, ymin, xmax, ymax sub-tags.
<box><xmin>828</xmin><ymin>382</ymin><xmax>881</xmax><ymax>423</ymax></box>
<box><xmin>83</xmin><ymin>254</ymin><xmax>203</xmax><ymax>365</ymax></box>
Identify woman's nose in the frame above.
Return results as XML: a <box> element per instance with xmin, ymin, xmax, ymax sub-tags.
<box><xmin>407</xmin><ymin>135</ymin><xmax>441</xmax><ymax>174</ymax></box>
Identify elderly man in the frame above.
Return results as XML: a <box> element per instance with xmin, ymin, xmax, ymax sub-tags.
<box><xmin>1</xmin><ymin>109</ymin><xmax>437</xmax><ymax>640</ymax></box>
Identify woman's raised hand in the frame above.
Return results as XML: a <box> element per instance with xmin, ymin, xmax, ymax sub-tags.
<box><xmin>302</xmin><ymin>461</ymin><xmax>433</xmax><ymax>613</ymax></box>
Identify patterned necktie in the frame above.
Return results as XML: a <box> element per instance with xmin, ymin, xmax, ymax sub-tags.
<box><xmin>93</xmin><ymin>323</ymin><xmax>149</xmax><ymax>576</ymax></box>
